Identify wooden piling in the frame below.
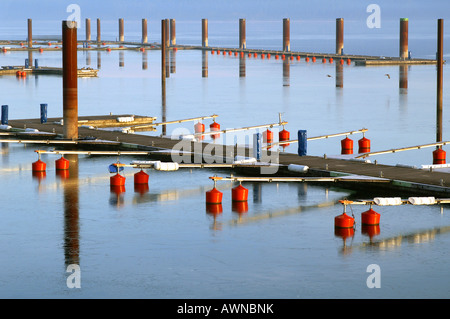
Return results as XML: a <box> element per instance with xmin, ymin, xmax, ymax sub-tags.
<box><xmin>336</xmin><ymin>18</ymin><xmax>344</xmax><ymax>55</ymax></box>
<box><xmin>62</xmin><ymin>21</ymin><xmax>79</xmax><ymax>140</ymax></box>
<box><xmin>283</xmin><ymin>18</ymin><xmax>290</xmax><ymax>52</ymax></box>
<box><xmin>239</xmin><ymin>18</ymin><xmax>246</xmax><ymax>49</ymax></box>
<box><xmin>85</xmin><ymin>18</ymin><xmax>91</xmax><ymax>42</ymax></box>
<box><xmin>170</xmin><ymin>19</ymin><xmax>176</xmax><ymax>46</ymax></box>
<box><xmin>400</xmin><ymin>18</ymin><xmax>409</xmax><ymax>59</ymax></box>
<box><xmin>202</xmin><ymin>19</ymin><xmax>208</xmax><ymax>47</ymax></box>
<box><xmin>142</xmin><ymin>19</ymin><xmax>148</xmax><ymax>43</ymax></box>
<box><xmin>96</xmin><ymin>18</ymin><xmax>101</xmax><ymax>43</ymax></box>
<box><xmin>161</xmin><ymin>19</ymin><xmax>166</xmax><ymax>81</ymax></box>
<box><xmin>27</xmin><ymin>18</ymin><xmax>32</xmax><ymax>48</ymax></box>
<box><xmin>119</xmin><ymin>18</ymin><xmax>124</xmax><ymax>42</ymax></box>
<box><xmin>436</xmin><ymin>19</ymin><xmax>444</xmax><ymax>143</ymax></box>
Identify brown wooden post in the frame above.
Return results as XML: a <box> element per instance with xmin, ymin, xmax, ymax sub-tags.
<box><xmin>119</xmin><ymin>18</ymin><xmax>124</xmax><ymax>42</ymax></box>
<box><xmin>283</xmin><ymin>18</ymin><xmax>290</xmax><ymax>52</ymax></box>
<box><xmin>27</xmin><ymin>19</ymin><xmax>32</xmax><ymax>48</ymax></box>
<box><xmin>62</xmin><ymin>21</ymin><xmax>78</xmax><ymax>140</ymax></box>
<box><xmin>85</xmin><ymin>18</ymin><xmax>91</xmax><ymax>42</ymax></box>
<box><xmin>336</xmin><ymin>18</ymin><xmax>344</xmax><ymax>55</ymax></box>
<box><xmin>161</xmin><ymin>19</ymin><xmax>166</xmax><ymax>81</ymax></box>
<box><xmin>142</xmin><ymin>19</ymin><xmax>148</xmax><ymax>43</ymax></box>
<box><xmin>170</xmin><ymin>19</ymin><xmax>176</xmax><ymax>46</ymax></box>
<box><xmin>399</xmin><ymin>18</ymin><xmax>409</xmax><ymax>59</ymax></box>
<box><xmin>437</xmin><ymin>19</ymin><xmax>444</xmax><ymax>143</ymax></box>
<box><xmin>202</xmin><ymin>19</ymin><xmax>208</xmax><ymax>47</ymax></box>
<box><xmin>96</xmin><ymin>18</ymin><xmax>101</xmax><ymax>43</ymax></box>
<box><xmin>239</xmin><ymin>19</ymin><xmax>246</xmax><ymax>49</ymax></box>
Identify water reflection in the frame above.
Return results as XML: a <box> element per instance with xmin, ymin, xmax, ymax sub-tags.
<box><xmin>170</xmin><ymin>49</ymin><xmax>176</xmax><ymax>74</ymax></box>
<box><xmin>239</xmin><ymin>53</ymin><xmax>245</xmax><ymax>78</ymax></box>
<box><xmin>335</xmin><ymin>63</ymin><xmax>343</xmax><ymax>88</ymax></box>
<box><xmin>119</xmin><ymin>51</ymin><xmax>124</xmax><ymax>68</ymax></box>
<box><xmin>142</xmin><ymin>50</ymin><xmax>147</xmax><ymax>70</ymax></box>
<box><xmin>282</xmin><ymin>59</ymin><xmax>290</xmax><ymax>87</ymax></box>
<box><xmin>63</xmin><ymin>154</ymin><xmax>80</xmax><ymax>267</ymax></box>
<box><xmin>86</xmin><ymin>51</ymin><xmax>91</xmax><ymax>66</ymax></box>
<box><xmin>399</xmin><ymin>65</ymin><xmax>408</xmax><ymax>94</ymax></box>
<box><xmin>202</xmin><ymin>50</ymin><xmax>208</xmax><ymax>78</ymax></box>
<box><xmin>97</xmin><ymin>51</ymin><xmax>101</xmax><ymax>69</ymax></box>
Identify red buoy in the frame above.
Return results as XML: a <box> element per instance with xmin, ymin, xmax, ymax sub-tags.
<box><xmin>261</xmin><ymin>54</ymin><xmax>265</xmax><ymax>59</ymax></box>
<box><xmin>281</xmin><ymin>54</ymin><xmax>285</xmax><ymax>60</ymax></box>
<box><xmin>334</xmin><ymin>212</ymin><xmax>355</xmax><ymax>228</ymax></box>
<box><xmin>55</xmin><ymin>157</ymin><xmax>69</xmax><ymax>170</ymax></box>
<box><xmin>340</xmin><ymin>59</ymin><xmax>344</xmax><ymax>65</ymax></box>
<box><xmin>254</xmin><ymin>52</ymin><xmax>257</xmax><ymax>58</ymax></box>
<box><xmin>206</xmin><ymin>187</ymin><xmax>223</xmax><ymax>204</ymax></box>
<box><xmin>134</xmin><ymin>170</ymin><xmax>149</xmax><ymax>184</ymax></box>
<box><xmin>39</xmin><ymin>48</ymin><xmax>44</xmax><ymax>53</ymax></box>
<box><xmin>275</xmin><ymin>54</ymin><xmax>279</xmax><ymax>60</ymax></box>
<box><xmin>312</xmin><ymin>56</ymin><xmax>316</xmax><ymax>62</ymax></box>
<box><xmin>322</xmin><ymin>58</ymin><xmax>326</xmax><ymax>63</ymax></box>
<box><xmin>194</xmin><ymin>122</ymin><xmax>205</xmax><ymax>134</ymax></box>
<box><xmin>263</xmin><ymin>129</ymin><xmax>273</xmax><ymax>144</ymax></box>
<box><xmin>433</xmin><ymin>147</ymin><xmax>446</xmax><ymax>164</ymax></box>
<box><xmin>16</xmin><ymin>71</ymin><xmax>21</xmax><ymax>77</ymax></box>
<box><xmin>110</xmin><ymin>173</ymin><xmax>126</xmax><ymax>187</ymax></box>
<box><xmin>267</xmin><ymin>53</ymin><xmax>271</xmax><ymax>59</ymax></box>
<box><xmin>210</xmin><ymin>121</ymin><xmax>221</xmax><ymax>139</ymax></box>
<box><xmin>358</xmin><ymin>136</ymin><xmax>371</xmax><ymax>153</ymax></box>
<box><xmin>296</xmin><ymin>56</ymin><xmax>300</xmax><ymax>61</ymax></box>
<box><xmin>341</xmin><ymin>137</ymin><xmax>353</xmax><ymax>155</ymax></box>
<box><xmin>290</xmin><ymin>55</ymin><xmax>294</xmax><ymax>61</ymax></box>
<box><xmin>232</xmin><ymin>184</ymin><xmax>248</xmax><ymax>202</ymax></box>
<box><xmin>248</xmin><ymin>52</ymin><xmax>252</xmax><ymax>58</ymax></box>
<box><xmin>361</xmin><ymin>208</ymin><xmax>380</xmax><ymax>225</ymax></box>
<box><xmin>347</xmin><ymin>58</ymin><xmax>351</xmax><ymax>65</ymax></box>
<box><xmin>32</xmin><ymin>159</ymin><xmax>46</xmax><ymax>172</ymax></box>
<box><xmin>329</xmin><ymin>57</ymin><xmax>334</xmax><ymax>63</ymax></box>
<box><xmin>279</xmin><ymin>129</ymin><xmax>290</xmax><ymax>147</ymax></box>
<box><xmin>234</xmin><ymin>51</ymin><xmax>238</xmax><ymax>57</ymax></box>
<box><xmin>305</xmin><ymin>57</ymin><xmax>310</xmax><ymax>62</ymax></box>
<box><xmin>211</xmin><ymin>50</ymin><xmax>215</xmax><ymax>55</ymax></box>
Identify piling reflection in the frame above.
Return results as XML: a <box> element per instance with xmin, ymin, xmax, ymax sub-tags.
<box><xmin>335</xmin><ymin>63</ymin><xmax>343</xmax><ymax>88</ymax></box>
<box><xmin>110</xmin><ymin>185</ymin><xmax>126</xmax><ymax>207</ymax></box>
<box><xmin>97</xmin><ymin>51</ymin><xmax>101</xmax><ymax>69</ymax></box>
<box><xmin>202</xmin><ymin>50</ymin><xmax>208</xmax><ymax>77</ymax></box>
<box><xmin>170</xmin><ymin>49</ymin><xmax>176</xmax><ymax>74</ymax></box>
<box><xmin>399</xmin><ymin>65</ymin><xmax>408</xmax><ymax>94</ymax></box>
<box><xmin>86</xmin><ymin>50</ymin><xmax>91</xmax><ymax>66</ymax></box>
<box><xmin>119</xmin><ymin>51</ymin><xmax>124</xmax><ymax>67</ymax></box>
<box><xmin>283</xmin><ymin>59</ymin><xmax>290</xmax><ymax>87</ymax></box>
<box><xmin>142</xmin><ymin>50</ymin><xmax>147</xmax><ymax>70</ymax></box>
<box><xmin>239</xmin><ymin>53</ymin><xmax>246</xmax><ymax>77</ymax></box>
<box><xmin>63</xmin><ymin>154</ymin><xmax>80</xmax><ymax>267</ymax></box>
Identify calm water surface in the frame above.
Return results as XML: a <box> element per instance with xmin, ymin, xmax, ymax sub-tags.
<box><xmin>0</xmin><ymin>19</ymin><xmax>449</xmax><ymax>298</ymax></box>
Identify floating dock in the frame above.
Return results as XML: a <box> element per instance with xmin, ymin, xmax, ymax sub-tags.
<box><xmin>0</xmin><ymin>66</ymin><xmax>98</xmax><ymax>77</ymax></box>
<box><xmin>2</xmin><ymin>115</ymin><xmax>450</xmax><ymax>197</ymax></box>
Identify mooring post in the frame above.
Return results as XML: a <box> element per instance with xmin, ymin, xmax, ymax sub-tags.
<box><xmin>85</xmin><ymin>18</ymin><xmax>91</xmax><ymax>42</ymax></box>
<box><xmin>165</xmin><ymin>18</ymin><xmax>170</xmax><ymax>48</ymax></box>
<box><xmin>62</xmin><ymin>21</ymin><xmax>78</xmax><ymax>140</ymax></box>
<box><xmin>400</xmin><ymin>18</ymin><xmax>409</xmax><ymax>59</ymax></box>
<box><xmin>27</xmin><ymin>18</ymin><xmax>32</xmax><ymax>48</ymax></box>
<box><xmin>1</xmin><ymin>105</ymin><xmax>8</xmax><ymax>125</ymax></box>
<box><xmin>283</xmin><ymin>18</ymin><xmax>290</xmax><ymax>52</ymax></box>
<box><xmin>437</xmin><ymin>18</ymin><xmax>444</xmax><ymax>144</ymax></box>
<box><xmin>142</xmin><ymin>18</ymin><xmax>148</xmax><ymax>43</ymax></box>
<box><xmin>239</xmin><ymin>18</ymin><xmax>246</xmax><ymax>49</ymax></box>
<box><xmin>202</xmin><ymin>19</ymin><xmax>208</xmax><ymax>47</ymax></box>
<box><xmin>336</xmin><ymin>18</ymin><xmax>344</xmax><ymax>55</ymax></box>
<box><xmin>161</xmin><ymin>19</ymin><xmax>166</xmax><ymax>82</ymax></box>
<box><xmin>96</xmin><ymin>18</ymin><xmax>101</xmax><ymax>43</ymax></box>
<box><xmin>170</xmin><ymin>19</ymin><xmax>176</xmax><ymax>46</ymax></box>
<box><xmin>119</xmin><ymin>18</ymin><xmax>124</xmax><ymax>42</ymax></box>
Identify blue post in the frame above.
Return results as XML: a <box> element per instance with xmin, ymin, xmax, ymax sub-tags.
<box><xmin>253</xmin><ymin>133</ymin><xmax>262</xmax><ymax>160</ymax></box>
<box><xmin>40</xmin><ymin>103</ymin><xmax>47</xmax><ymax>124</ymax></box>
<box><xmin>25</xmin><ymin>58</ymin><xmax>29</xmax><ymax>68</ymax></box>
<box><xmin>34</xmin><ymin>59</ymin><xmax>38</xmax><ymax>68</ymax></box>
<box><xmin>1</xmin><ymin>105</ymin><xmax>8</xmax><ymax>125</ymax></box>
<box><xmin>298</xmin><ymin>130</ymin><xmax>307</xmax><ymax>156</ymax></box>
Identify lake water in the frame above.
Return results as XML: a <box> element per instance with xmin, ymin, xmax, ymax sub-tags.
<box><xmin>0</xmin><ymin>18</ymin><xmax>449</xmax><ymax>299</ymax></box>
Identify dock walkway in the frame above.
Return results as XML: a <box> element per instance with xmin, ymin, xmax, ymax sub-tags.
<box><xmin>4</xmin><ymin>115</ymin><xmax>450</xmax><ymax>196</ymax></box>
